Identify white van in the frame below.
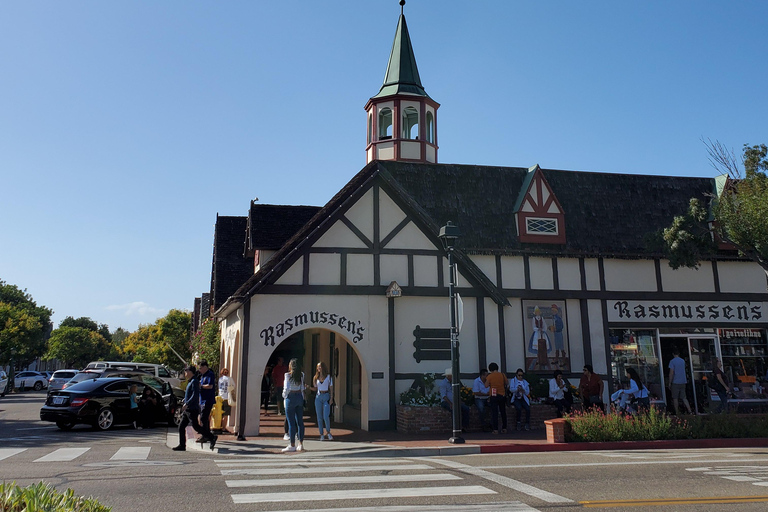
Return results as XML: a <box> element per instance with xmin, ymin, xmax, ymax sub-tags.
<box><xmin>84</xmin><ymin>361</ymin><xmax>180</xmax><ymax>388</ymax></box>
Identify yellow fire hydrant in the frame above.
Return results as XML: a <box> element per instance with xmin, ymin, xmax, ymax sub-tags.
<box><xmin>211</xmin><ymin>396</ymin><xmax>223</xmax><ymax>430</ymax></box>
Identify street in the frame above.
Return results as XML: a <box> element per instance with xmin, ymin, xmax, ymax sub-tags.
<box><xmin>2</xmin><ymin>391</ymin><xmax>768</xmax><ymax>511</ymax></box>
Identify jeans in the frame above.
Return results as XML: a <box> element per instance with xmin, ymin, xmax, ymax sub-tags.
<box><xmin>285</xmin><ymin>392</ymin><xmax>305</xmax><ymax>444</ymax></box>
<box><xmin>200</xmin><ymin>401</ymin><xmax>214</xmax><ymax>439</ymax></box>
<box><xmin>713</xmin><ymin>388</ymin><xmax>728</xmax><ymax>413</ymax></box>
<box><xmin>553</xmin><ymin>398</ymin><xmax>571</xmax><ymax>417</ymax></box>
<box><xmin>315</xmin><ymin>392</ymin><xmax>332</xmax><ymax>435</ymax></box>
<box><xmin>440</xmin><ymin>400</ymin><xmax>470</xmax><ymax>429</ymax></box>
<box><xmin>475</xmin><ymin>398</ymin><xmax>490</xmax><ymax>427</ymax></box>
<box><xmin>513</xmin><ymin>398</ymin><xmax>530</xmax><ymax>425</ymax></box>
<box><xmin>489</xmin><ymin>395</ymin><xmax>507</xmax><ymax>431</ymax></box>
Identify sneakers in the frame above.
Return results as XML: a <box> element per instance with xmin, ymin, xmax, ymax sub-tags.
<box><xmin>209</xmin><ymin>435</ymin><xmax>218</xmax><ymax>450</ymax></box>
<box><xmin>319</xmin><ymin>434</ymin><xmax>326</xmax><ymax>441</ymax></box>
<box><xmin>281</xmin><ymin>445</ymin><xmax>296</xmax><ymax>453</ymax></box>
<box><xmin>326</xmin><ymin>433</ymin><xmax>333</xmax><ymax>440</ymax></box>
<box><xmin>283</xmin><ymin>433</ymin><xmax>290</xmax><ymax>441</ymax></box>
<box><xmin>296</xmin><ymin>443</ymin><xmax>304</xmax><ymax>452</ymax></box>
<box><xmin>524</xmin><ymin>424</ymin><xmax>530</xmax><ymax>431</ymax></box>
<box><xmin>172</xmin><ymin>445</ymin><xmax>186</xmax><ymax>451</ymax></box>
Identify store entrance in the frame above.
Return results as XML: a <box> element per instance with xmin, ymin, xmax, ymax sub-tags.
<box><xmin>660</xmin><ymin>335</ymin><xmax>716</xmax><ymax>414</ymax></box>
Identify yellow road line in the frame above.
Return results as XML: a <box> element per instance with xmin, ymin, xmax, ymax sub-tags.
<box><xmin>580</xmin><ymin>495</ymin><xmax>768</xmax><ymax>507</ymax></box>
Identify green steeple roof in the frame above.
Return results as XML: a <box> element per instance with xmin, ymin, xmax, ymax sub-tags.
<box><xmin>372</xmin><ymin>14</ymin><xmax>430</xmax><ymax>99</ymax></box>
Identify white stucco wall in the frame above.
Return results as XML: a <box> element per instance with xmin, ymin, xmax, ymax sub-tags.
<box><xmin>308</xmin><ymin>253</ymin><xmax>341</xmax><ymax>285</ymax></box>
<box><xmin>483</xmin><ymin>297</ymin><xmax>501</xmax><ymax>368</ymax></box>
<box><xmin>347</xmin><ymin>254</ymin><xmax>374</xmax><ymax>286</ymax></box>
<box><xmin>380</xmin><ymin>254</ymin><xmax>409</xmax><ymax>286</ymax></box>
<box><xmin>274</xmin><ymin>256</ymin><xmax>303</xmax><ymax>285</ymax></box>
<box><xmin>587</xmin><ymin>299</ymin><xmax>608</xmax><ymax>374</ymax></box>
<box><xmin>413</xmin><ymin>255</ymin><xmax>439</xmax><ymax>287</ymax></box>
<box><xmin>400</xmin><ymin>141</ymin><xmax>421</xmax><ymax>160</ymax></box>
<box><xmin>384</xmin><ymin>221</ymin><xmax>436</xmax><ymax>250</ymax></box>
<box><xmin>529</xmin><ymin>257</ymin><xmax>554</xmax><ymax>290</ymax></box>
<box><xmin>584</xmin><ymin>259</ymin><xmax>600</xmax><ymax>291</ymax></box>
<box><xmin>313</xmin><ymin>221</ymin><xmax>368</xmax><ymax>248</ymax></box>
<box><xmin>469</xmin><ymin>255</ymin><xmax>498</xmax><ymax>286</ymax></box>
<box><xmin>344</xmin><ymin>188</ymin><xmax>374</xmax><ymax>241</ymax></box>
<box><xmin>603</xmin><ymin>259</ymin><xmax>656</xmax><ymax>292</ymax></box>
<box><xmin>503</xmin><ymin>298</ymin><xmax>525</xmax><ymax>372</ymax></box>
<box><xmin>659</xmin><ymin>260</ymin><xmax>715</xmax><ymax>292</ymax></box>
<box><xmin>558</xmin><ymin>258</ymin><xmax>581</xmax><ymax>290</ymax></box>
<box><xmin>565</xmin><ymin>299</ymin><xmax>584</xmax><ymax>371</ymax></box>
<box><xmin>718</xmin><ymin>261</ymin><xmax>768</xmax><ymax>293</ymax></box>
<box><xmin>379</xmin><ymin>189</ymin><xmax>407</xmax><ymax>241</ymax></box>
<box><xmin>500</xmin><ymin>256</ymin><xmax>526</xmax><ymax>289</ymax></box>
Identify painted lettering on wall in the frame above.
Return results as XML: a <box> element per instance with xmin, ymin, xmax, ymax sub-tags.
<box><xmin>260</xmin><ymin>311</ymin><xmax>366</xmax><ymax>346</ymax></box>
<box><xmin>609</xmin><ymin>300</ymin><xmax>763</xmax><ymax>323</ymax></box>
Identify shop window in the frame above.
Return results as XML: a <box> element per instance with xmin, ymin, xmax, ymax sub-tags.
<box><xmin>609</xmin><ymin>329</ymin><xmax>663</xmax><ymax>400</ymax></box>
<box><xmin>401</xmin><ymin>106</ymin><xmax>419</xmax><ymax>140</ymax></box>
<box><xmin>426</xmin><ymin>111</ymin><xmax>434</xmax><ymax>144</ymax></box>
<box><xmin>718</xmin><ymin>328</ymin><xmax>767</xmax><ymax>401</ymax></box>
<box><xmin>378</xmin><ymin>108</ymin><xmax>392</xmax><ymax>140</ymax></box>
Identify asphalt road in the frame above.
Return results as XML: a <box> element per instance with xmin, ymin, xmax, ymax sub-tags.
<box><xmin>2</xmin><ymin>390</ymin><xmax>768</xmax><ymax>511</ymax></box>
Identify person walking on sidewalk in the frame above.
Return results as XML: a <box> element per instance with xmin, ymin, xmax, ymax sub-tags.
<box><xmin>510</xmin><ymin>368</ymin><xmax>531</xmax><ymax>431</ymax></box>
<box><xmin>473</xmin><ymin>369</ymin><xmax>491</xmax><ymax>431</ymax></box>
<box><xmin>485</xmin><ymin>362</ymin><xmax>508</xmax><ymax>434</ymax></box>
<box><xmin>668</xmin><ymin>349</ymin><xmax>692</xmax><ymax>415</ymax></box>
<box><xmin>711</xmin><ymin>358</ymin><xmax>730</xmax><ymax>413</ymax></box>
<box><xmin>173</xmin><ymin>365</ymin><xmax>215</xmax><ymax>451</ymax></box>
<box><xmin>198</xmin><ymin>360</ymin><xmax>218</xmax><ymax>448</ymax></box>
<box><xmin>311</xmin><ymin>361</ymin><xmax>334</xmax><ymax>440</ymax></box>
<box><xmin>282</xmin><ymin>358</ymin><xmax>306</xmax><ymax>453</ymax></box>
<box><xmin>271</xmin><ymin>357</ymin><xmax>288</xmax><ymax>416</ymax></box>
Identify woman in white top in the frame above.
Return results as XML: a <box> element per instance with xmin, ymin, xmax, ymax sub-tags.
<box><xmin>218</xmin><ymin>368</ymin><xmax>232</xmax><ymax>434</ymax></box>
<box><xmin>311</xmin><ymin>361</ymin><xmax>334</xmax><ymax>440</ymax></box>
<box><xmin>549</xmin><ymin>369</ymin><xmax>572</xmax><ymax>417</ymax></box>
<box><xmin>509</xmin><ymin>368</ymin><xmax>531</xmax><ymax>431</ymax></box>
<box><xmin>612</xmin><ymin>367</ymin><xmax>651</xmax><ymax>413</ymax></box>
<box><xmin>281</xmin><ymin>358</ymin><xmax>307</xmax><ymax>452</ymax></box>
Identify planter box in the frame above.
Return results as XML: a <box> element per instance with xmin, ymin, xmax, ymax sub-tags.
<box><xmin>396</xmin><ymin>403</ymin><xmax>559</xmax><ymax>434</ymax></box>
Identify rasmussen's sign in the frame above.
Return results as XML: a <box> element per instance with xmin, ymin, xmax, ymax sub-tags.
<box><xmin>609</xmin><ymin>301</ymin><xmax>763</xmax><ymax>323</ymax></box>
<box><xmin>260</xmin><ymin>311</ymin><xmax>365</xmax><ymax>346</ymax></box>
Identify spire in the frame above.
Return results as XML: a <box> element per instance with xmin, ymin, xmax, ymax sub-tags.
<box><xmin>372</xmin><ymin>2</ymin><xmax>429</xmax><ymax>99</ymax></box>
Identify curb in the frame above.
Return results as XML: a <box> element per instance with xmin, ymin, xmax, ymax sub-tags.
<box><xmin>478</xmin><ymin>437</ymin><xmax>768</xmax><ymax>454</ymax></box>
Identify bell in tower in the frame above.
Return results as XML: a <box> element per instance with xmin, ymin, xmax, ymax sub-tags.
<box><xmin>364</xmin><ymin>0</ymin><xmax>439</xmax><ymax>164</ymax></box>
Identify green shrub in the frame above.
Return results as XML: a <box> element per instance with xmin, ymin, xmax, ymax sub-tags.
<box><xmin>686</xmin><ymin>414</ymin><xmax>768</xmax><ymax>439</ymax></box>
<box><xmin>0</xmin><ymin>481</ymin><xmax>111</xmax><ymax>512</ymax></box>
<box><xmin>565</xmin><ymin>406</ymin><xmax>690</xmax><ymax>442</ymax></box>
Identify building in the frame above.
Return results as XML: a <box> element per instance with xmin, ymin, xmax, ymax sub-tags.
<box><xmin>208</xmin><ymin>7</ymin><xmax>768</xmax><ymax>436</ymax></box>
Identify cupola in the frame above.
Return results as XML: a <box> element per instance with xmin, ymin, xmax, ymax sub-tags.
<box><xmin>364</xmin><ymin>1</ymin><xmax>439</xmax><ymax>164</ymax></box>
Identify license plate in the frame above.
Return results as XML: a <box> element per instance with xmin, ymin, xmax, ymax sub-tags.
<box><xmin>52</xmin><ymin>396</ymin><xmax>66</xmax><ymax>405</ymax></box>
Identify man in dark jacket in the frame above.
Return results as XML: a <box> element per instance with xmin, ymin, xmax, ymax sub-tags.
<box><xmin>173</xmin><ymin>365</ymin><xmax>216</xmax><ymax>451</ymax></box>
<box><xmin>198</xmin><ymin>360</ymin><xmax>218</xmax><ymax>447</ymax></box>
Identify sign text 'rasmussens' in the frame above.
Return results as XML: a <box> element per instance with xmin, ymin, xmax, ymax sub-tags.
<box><xmin>609</xmin><ymin>300</ymin><xmax>763</xmax><ymax>323</ymax></box>
<box><xmin>260</xmin><ymin>311</ymin><xmax>365</xmax><ymax>346</ymax></box>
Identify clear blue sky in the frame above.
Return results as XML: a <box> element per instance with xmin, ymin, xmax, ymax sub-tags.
<box><xmin>2</xmin><ymin>1</ymin><xmax>767</xmax><ymax>332</ymax></box>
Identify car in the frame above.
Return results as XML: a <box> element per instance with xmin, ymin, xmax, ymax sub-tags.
<box><xmin>84</xmin><ymin>361</ymin><xmax>181</xmax><ymax>387</ymax></box>
<box><xmin>47</xmin><ymin>369</ymin><xmax>79</xmax><ymax>392</ymax></box>
<box><xmin>62</xmin><ymin>369</ymin><xmax>183</xmax><ymax>425</ymax></box>
<box><xmin>0</xmin><ymin>370</ymin><xmax>8</xmax><ymax>397</ymax></box>
<box><xmin>14</xmin><ymin>371</ymin><xmax>49</xmax><ymax>391</ymax></box>
<box><xmin>41</xmin><ymin>377</ymin><xmax>176</xmax><ymax>431</ymax></box>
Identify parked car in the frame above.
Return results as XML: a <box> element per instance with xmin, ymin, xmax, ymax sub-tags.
<box><xmin>62</xmin><ymin>370</ymin><xmax>102</xmax><ymax>390</ymax></box>
<box><xmin>47</xmin><ymin>369</ymin><xmax>79</xmax><ymax>392</ymax></box>
<box><xmin>0</xmin><ymin>370</ymin><xmax>8</xmax><ymax>397</ymax></box>
<box><xmin>41</xmin><ymin>377</ymin><xmax>175</xmax><ymax>431</ymax></box>
<box><xmin>14</xmin><ymin>371</ymin><xmax>49</xmax><ymax>390</ymax></box>
<box><xmin>84</xmin><ymin>361</ymin><xmax>181</xmax><ymax>387</ymax></box>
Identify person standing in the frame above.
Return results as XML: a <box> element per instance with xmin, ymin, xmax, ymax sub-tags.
<box><xmin>198</xmin><ymin>361</ymin><xmax>218</xmax><ymax>447</ymax></box>
<box><xmin>549</xmin><ymin>370</ymin><xmax>571</xmax><ymax>417</ymax></box>
<box><xmin>311</xmin><ymin>362</ymin><xmax>334</xmax><ymax>440</ymax></box>
<box><xmin>173</xmin><ymin>365</ymin><xmax>214</xmax><ymax>451</ymax></box>
<box><xmin>579</xmin><ymin>365</ymin><xmax>605</xmax><ymax>411</ymax></box>
<box><xmin>129</xmin><ymin>384</ymin><xmax>141</xmax><ymax>430</ymax></box>
<box><xmin>282</xmin><ymin>358</ymin><xmax>306</xmax><ymax>453</ymax></box>
<box><xmin>485</xmin><ymin>362</ymin><xmax>508</xmax><ymax>434</ymax></box>
<box><xmin>668</xmin><ymin>349</ymin><xmax>693</xmax><ymax>415</ymax></box>
<box><xmin>437</xmin><ymin>368</ymin><xmax>469</xmax><ymax>432</ymax></box>
<box><xmin>218</xmin><ymin>368</ymin><xmax>233</xmax><ymax>434</ymax></box>
<box><xmin>472</xmin><ymin>369</ymin><xmax>491</xmax><ymax>431</ymax></box>
<box><xmin>271</xmin><ymin>357</ymin><xmax>288</xmax><ymax>416</ymax></box>
<box><xmin>510</xmin><ymin>368</ymin><xmax>531</xmax><ymax>431</ymax></box>
<box><xmin>711</xmin><ymin>358</ymin><xmax>730</xmax><ymax>413</ymax></box>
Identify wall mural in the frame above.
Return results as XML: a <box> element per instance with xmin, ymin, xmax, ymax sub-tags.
<box><xmin>523</xmin><ymin>300</ymin><xmax>570</xmax><ymax>372</ymax></box>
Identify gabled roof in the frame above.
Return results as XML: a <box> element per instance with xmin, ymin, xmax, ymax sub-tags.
<box><xmin>245</xmin><ymin>204</ymin><xmax>321</xmax><ymax>254</ymax></box>
<box><xmin>371</xmin><ymin>14</ymin><xmax>430</xmax><ymax>99</ymax></box>
<box><xmin>210</xmin><ymin>215</ymin><xmax>252</xmax><ymax>313</ymax></box>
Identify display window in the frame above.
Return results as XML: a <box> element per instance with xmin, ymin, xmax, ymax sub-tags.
<box><xmin>609</xmin><ymin>329</ymin><xmax>663</xmax><ymax>401</ymax></box>
<box><xmin>718</xmin><ymin>328</ymin><xmax>768</xmax><ymax>401</ymax></box>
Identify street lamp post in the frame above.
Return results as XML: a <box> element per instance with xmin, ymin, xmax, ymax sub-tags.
<box><xmin>439</xmin><ymin>221</ymin><xmax>464</xmax><ymax>444</ymax></box>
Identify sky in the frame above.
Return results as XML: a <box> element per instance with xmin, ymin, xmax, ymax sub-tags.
<box><xmin>1</xmin><ymin>1</ymin><xmax>767</xmax><ymax>333</ymax></box>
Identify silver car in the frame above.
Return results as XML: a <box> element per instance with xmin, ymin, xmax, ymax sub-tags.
<box><xmin>48</xmin><ymin>369</ymin><xmax>79</xmax><ymax>392</ymax></box>
<box><xmin>0</xmin><ymin>370</ymin><xmax>8</xmax><ymax>397</ymax></box>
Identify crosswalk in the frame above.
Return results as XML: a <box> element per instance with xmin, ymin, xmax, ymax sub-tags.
<box><xmin>216</xmin><ymin>455</ymin><xmax>546</xmax><ymax>511</ymax></box>
<box><xmin>687</xmin><ymin>465</ymin><xmax>768</xmax><ymax>487</ymax></box>
<box><xmin>0</xmin><ymin>445</ymin><xmax>155</xmax><ymax>463</ymax></box>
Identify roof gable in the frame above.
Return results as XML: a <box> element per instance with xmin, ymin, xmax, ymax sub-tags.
<box><xmin>514</xmin><ymin>165</ymin><xmax>566</xmax><ymax>244</ymax></box>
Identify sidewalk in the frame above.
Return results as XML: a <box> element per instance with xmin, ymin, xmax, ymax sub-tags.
<box><xmin>166</xmin><ymin>410</ymin><xmax>768</xmax><ymax>457</ymax></box>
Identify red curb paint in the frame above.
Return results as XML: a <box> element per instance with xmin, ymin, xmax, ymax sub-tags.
<box><xmin>478</xmin><ymin>437</ymin><xmax>768</xmax><ymax>454</ymax></box>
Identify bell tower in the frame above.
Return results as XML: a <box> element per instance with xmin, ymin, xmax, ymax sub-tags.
<box><xmin>365</xmin><ymin>0</ymin><xmax>439</xmax><ymax>164</ymax></box>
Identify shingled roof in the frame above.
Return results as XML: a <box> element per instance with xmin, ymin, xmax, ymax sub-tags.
<box><xmin>246</xmin><ymin>203</ymin><xmax>322</xmax><ymax>254</ymax></box>
<box><xmin>210</xmin><ymin>215</ymin><xmax>252</xmax><ymax>313</ymax></box>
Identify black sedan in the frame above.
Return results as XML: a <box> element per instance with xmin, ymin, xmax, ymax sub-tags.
<box><xmin>41</xmin><ymin>377</ymin><xmax>175</xmax><ymax>431</ymax></box>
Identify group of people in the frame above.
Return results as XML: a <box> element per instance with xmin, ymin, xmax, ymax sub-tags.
<box><xmin>440</xmin><ymin>364</ymin><xmax>609</xmax><ymax>433</ymax></box>
<box><xmin>171</xmin><ymin>360</ymin><xmax>232</xmax><ymax>451</ymax></box>
<box><xmin>128</xmin><ymin>384</ymin><xmax>158</xmax><ymax>429</ymax></box>
<box><xmin>267</xmin><ymin>357</ymin><xmax>335</xmax><ymax>453</ymax></box>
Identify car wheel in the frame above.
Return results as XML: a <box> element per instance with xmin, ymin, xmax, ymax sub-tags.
<box><xmin>173</xmin><ymin>406</ymin><xmax>183</xmax><ymax>426</ymax></box>
<box><xmin>56</xmin><ymin>421</ymin><xmax>75</xmax><ymax>430</ymax></box>
<box><xmin>95</xmin><ymin>408</ymin><xmax>115</xmax><ymax>431</ymax></box>
<box><xmin>33</xmin><ymin>381</ymin><xmax>43</xmax><ymax>391</ymax></box>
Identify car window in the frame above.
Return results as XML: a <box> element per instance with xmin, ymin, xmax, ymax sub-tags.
<box><xmin>158</xmin><ymin>367</ymin><xmax>171</xmax><ymax>378</ymax></box>
<box><xmin>139</xmin><ymin>376</ymin><xmax>163</xmax><ymax>392</ymax></box>
<box><xmin>104</xmin><ymin>382</ymin><xmax>131</xmax><ymax>394</ymax></box>
<box><xmin>53</xmin><ymin>371</ymin><xmax>76</xmax><ymax>379</ymax></box>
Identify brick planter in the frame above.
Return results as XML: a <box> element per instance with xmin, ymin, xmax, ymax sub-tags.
<box><xmin>397</xmin><ymin>403</ymin><xmax>559</xmax><ymax>434</ymax></box>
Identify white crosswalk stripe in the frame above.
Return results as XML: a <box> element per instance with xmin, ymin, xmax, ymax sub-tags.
<box><xmin>0</xmin><ymin>448</ymin><xmax>27</xmax><ymax>461</ymax></box>
<box><xmin>226</xmin><ymin>473</ymin><xmax>462</xmax><ymax>487</ymax></box>
<box><xmin>252</xmin><ymin>504</ymin><xmax>540</xmax><ymax>512</ymax></box>
<box><xmin>232</xmin><ymin>486</ymin><xmax>496</xmax><ymax>504</ymax></box>
<box><xmin>111</xmin><ymin>447</ymin><xmax>151</xmax><ymax>460</ymax></box>
<box><xmin>1</xmin><ymin>445</ymin><xmax>155</xmax><ymax>463</ymax></box>
<box><xmin>687</xmin><ymin>465</ymin><xmax>768</xmax><ymax>487</ymax></box>
<box><xmin>34</xmin><ymin>447</ymin><xmax>90</xmax><ymax>462</ymax></box>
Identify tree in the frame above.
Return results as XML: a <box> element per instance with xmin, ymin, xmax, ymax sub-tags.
<box><xmin>50</xmin><ymin>316</ymin><xmax>120</xmax><ymax>362</ymax></box>
<box><xmin>0</xmin><ymin>280</ymin><xmax>53</xmax><ymax>369</ymax></box>
<box><xmin>60</xmin><ymin>316</ymin><xmax>112</xmax><ymax>342</ymax></box>
<box><xmin>190</xmin><ymin>318</ymin><xmax>222</xmax><ymax>372</ymax></box>
<box><xmin>121</xmin><ymin>310</ymin><xmax>192</xmax><ymax>371</ymax></box>
<box><xmin>661</xmin><ymin>141</ymin><xmax>768</xmax><ymax>274</ymax></box>
<box><xmin>44</xmin><ymin>326</ymin><xmax>106</xmax><ymax>368</ymax></box>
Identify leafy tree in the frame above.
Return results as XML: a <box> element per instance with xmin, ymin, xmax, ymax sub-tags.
<box><xmin>190</xmin><ymin>318</ymin><xmax>221</xmax><ymax>372</ymax></box>
<box><xmin>121</xmin><ymin>310</ymin><xmax>192</xmax><ymax>371</ymax></box>
<box><xmin>50</xmin><ymin>316</ymin><xmax>119</xmax><ymax>363</ymax></box>
<box><xmin>111</xmin><ymin>327</ymin><xmax>130</xmax><ymax>347</ymax></box>
<box><xmin>661</xmin><ymin>141</ymin><xmax>768</xmax><ymax>274</ymax></box>
<box><xmin>60</xmin><ymin>316</ymin><xmax>112</xmax><ymax>342</ymax></box>
<box><xmin>44</xmin><ymin>326</ymin><xmax>106</xmax><ymax>368</ymax></box>
<box><xmin>0</xmin><ymin>280</ymin><xmax>53</xmax><ymax>369</ymax></box>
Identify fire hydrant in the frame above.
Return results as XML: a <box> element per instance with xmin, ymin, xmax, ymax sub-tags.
<box><xmin>211</xmin><ymin>396</ymin><xmax>223</xmax><ymax>431</ymax></box>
